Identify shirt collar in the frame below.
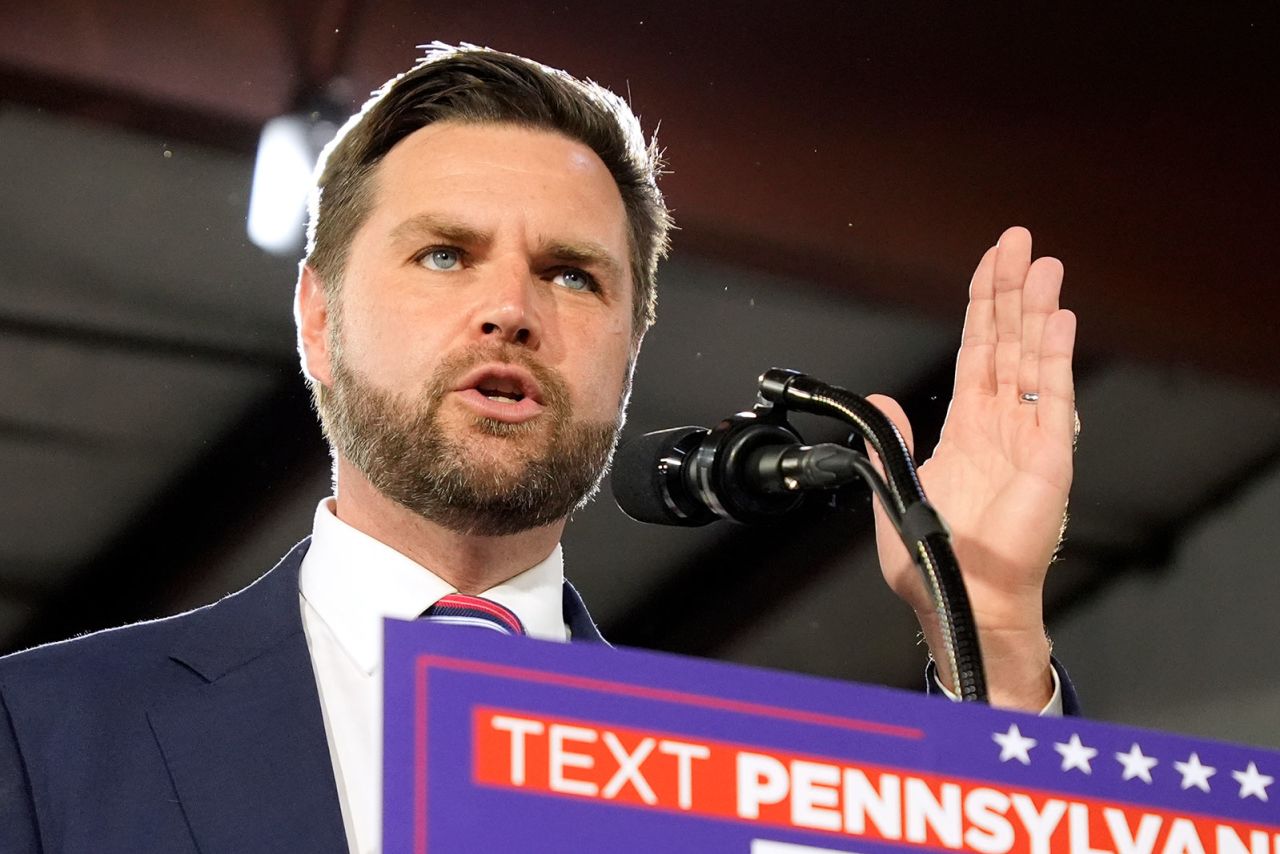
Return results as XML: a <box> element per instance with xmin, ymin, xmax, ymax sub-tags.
<box><xmin>298</xmin><ymin>498</ymin><xmax>567</xmax><ymax>674</ymax></box>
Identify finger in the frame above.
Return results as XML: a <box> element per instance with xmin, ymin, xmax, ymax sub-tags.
<box><xmin>993</xmin><ymin>226</ymin><xmax>1032</xmax><ymax>393</ymax></box>
<box><xmin>1037</xmin><ymin>309</ymin><xmax>1078</xmax><ymax>449</ymax></box>
<box><xmin>954</xmin><ymin>245</ymin><xmax>999</xmax><ymax>396</ymax></box>
<box><xmin>1017</xmin><ymin>256</ymin><xmax>1065</xmax><ymax>396</ymax></box>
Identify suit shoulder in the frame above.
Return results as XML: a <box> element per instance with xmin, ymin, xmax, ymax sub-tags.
<box><xmin>0</xmin><ymin>539</ymin><xmax>310</xmax><ymax>697</ymax></box>
<box><xmin>0</xmin><ymin>602</ymin><xmax>214</xmax><ymax>696</ymax></box>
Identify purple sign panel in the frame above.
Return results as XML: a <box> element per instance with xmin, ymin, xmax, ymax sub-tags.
<box><xmin>384</xmin><ymin>619</ymin><xmax>1278</xmax><ymax>854</ymax></box>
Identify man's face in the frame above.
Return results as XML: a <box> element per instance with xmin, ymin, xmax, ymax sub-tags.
<box><xmin>313</xmin><ymin>121</ymin><xmax>638</xmax><ymax>535</ymax></box>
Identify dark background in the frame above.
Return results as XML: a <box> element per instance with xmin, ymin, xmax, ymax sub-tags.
<box><xmin>1</xmin><ymin>2</ymin><xmax>1277</xmax><ymax>745</ymax></box>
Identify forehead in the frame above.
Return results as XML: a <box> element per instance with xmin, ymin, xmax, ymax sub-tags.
<box><xmin>365</xmin><ymin>121</ymin><xmax>630</xmax><ymax>250</ymax></box>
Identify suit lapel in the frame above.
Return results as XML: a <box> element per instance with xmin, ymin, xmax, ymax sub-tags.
<box><xmin>144</xmin><ymin>540</ymin><xmax>606</xmax><ymax>852</ymax></box>
<box><xmin>563</xmin><ymin>579</ymin><xmax>608</xmax><ymax>644</ymax></box>
<box><xmin>147</xmin><ymin>540</ymin><xmax>348</xmax><ymax>854</ymax></box>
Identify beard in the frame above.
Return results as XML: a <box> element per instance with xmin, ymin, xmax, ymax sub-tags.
<box><xmin>321</xmin><ymin>343</ymin><xmax>624</xmax><ymax>536</ymax></box>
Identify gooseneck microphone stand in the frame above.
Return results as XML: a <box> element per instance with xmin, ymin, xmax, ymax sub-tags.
<box><xmin>755</xmin><ymin>369</ymin><xmax>987</xmax><ymax>703</ymax></box>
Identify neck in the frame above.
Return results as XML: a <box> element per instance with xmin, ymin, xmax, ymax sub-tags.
<box><xmin>331</xmin><ymin>459</ymin><xmax>564</xmax><ymax>594</ymax></box>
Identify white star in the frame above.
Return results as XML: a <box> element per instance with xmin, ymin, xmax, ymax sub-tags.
<box><xmin>1232</xmin><ymin>762</ymin><xmax>1274</xmax><ymax>801</ymax></box>
<box><xmin>1055</xmin><ymin>734</ymin><xmax>1098</xmax><ymax>774</ymax></box>
<box><xmin>1115</xmin><ymin>743</ymin><xmax>1158</xmax><ymax>783</ymax></box>
<box><xmin>993</xmin><ymin>724</ymin><xmax>1038</xmax><ymax>765</ymax></box>
<box><xmin>1173</xmin><ymin>753</ymin><xmax>1216</xmax><ymax>792</ymax></box>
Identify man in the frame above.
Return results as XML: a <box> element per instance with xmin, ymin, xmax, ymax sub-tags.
<box><xmin>0</xmin><ymin>45</ymin><xmax>1078</xmax><ymax>852</ymax></box>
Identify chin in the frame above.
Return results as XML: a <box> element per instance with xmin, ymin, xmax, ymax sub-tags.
<box><xmin>469</xmin><ymin>416</ymin><xmax>545</xmax><ymax>438</ymax></box>
<box><xmin>460</xmin><ymin>421</ymin><xmax>554</xmax><ymax>473</ymax></box>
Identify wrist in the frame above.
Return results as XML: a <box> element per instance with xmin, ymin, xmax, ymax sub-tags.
<box><xmin>916</xmin><ymin>610</ymin><xmax>1054</xmax><ymax>712</ymax></box>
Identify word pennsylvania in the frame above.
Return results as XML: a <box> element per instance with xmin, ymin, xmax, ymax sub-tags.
<box><xmin>475</xmin><ymin>709</ymin><xmax>1279</xmax><ymax>854</ymax></box>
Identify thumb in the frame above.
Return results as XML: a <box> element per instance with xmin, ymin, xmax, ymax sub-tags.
<box><xmin>862</xmin><ymin>393</ymin><xmax>916</xmax><ymax>573</ymax></box>
<box><xmin>863</xmin><ymin>393</ymin><xmax>915</xmax><ymax>469</ymax></box>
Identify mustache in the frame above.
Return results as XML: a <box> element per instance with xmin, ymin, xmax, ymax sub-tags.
<box><xmin>425</xmin><ymin>345</ymin><xmax>571</xmax><ymax>415</ymax></box>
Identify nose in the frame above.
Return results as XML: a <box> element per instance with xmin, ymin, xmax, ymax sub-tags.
<box><xmin>476</xmin><ymin>266</ymin><xmax>542</xmax><ymax>348</ymax></box>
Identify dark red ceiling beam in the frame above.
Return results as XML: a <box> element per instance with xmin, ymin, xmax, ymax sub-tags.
<box><xmin>2</xmin><ymin>2</ymin><xmax>1275</xmax><ymax>385</ymax></box>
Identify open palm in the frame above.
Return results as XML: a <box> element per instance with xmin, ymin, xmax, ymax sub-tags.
<box><xmin>868</xmin><ymin>227</ymin><xmax>1077</xmax><ymax>709</ymax></box>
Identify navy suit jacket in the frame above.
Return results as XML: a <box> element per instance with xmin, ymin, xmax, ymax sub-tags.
<box><xmin>0</xmin><ymin>538</ymin><xmax>1077</xmax><ymax>852</ymax></box>
<box><xmin>0</xmin><ymin>539</ymin><xmax>604</xmax><ymax>853</ymax></box>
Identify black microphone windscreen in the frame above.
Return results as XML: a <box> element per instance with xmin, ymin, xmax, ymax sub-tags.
<box><xmin>611</xmin><ymin>427</ymin><xmax>706</xmax><ymax>525</ymax></box>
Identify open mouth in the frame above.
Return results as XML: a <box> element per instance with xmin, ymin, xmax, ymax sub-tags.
<box><xmin>455</xmin><ymin>364</ymin><xmax>545</xmax><ymax>412</ymax></box>
<box><xmin>476</xmin><ymin>379</ymin><xmax>526</xmax><ymax>404</ymax></box>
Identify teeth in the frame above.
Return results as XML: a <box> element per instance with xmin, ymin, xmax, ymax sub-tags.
<box><xmin>473</xmin><ymin>377</ymin><xmax>527</xmax><ymax>404</ymax></box>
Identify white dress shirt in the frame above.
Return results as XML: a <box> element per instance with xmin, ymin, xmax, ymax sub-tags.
<box><xmin>298</xmin><ymin>498</ymin><xmax>567</xmax><ymax>854</ymax></box>
<box><xmin>297</xmin><ymin>498</ymin><xmax>1059</xmax><ymax>853</ymax></box>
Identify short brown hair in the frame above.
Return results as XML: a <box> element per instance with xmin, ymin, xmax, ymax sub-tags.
<box><xmin>305</xmin><ymin>43</ymin><xmax>671</xmax><ymax>333</ymax></box>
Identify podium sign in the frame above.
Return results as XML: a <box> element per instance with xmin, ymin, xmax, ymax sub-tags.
<box><xmin>384</xmin><ymin>620</ymin><xmax>1278</xmax><ymax>853</ymax></box>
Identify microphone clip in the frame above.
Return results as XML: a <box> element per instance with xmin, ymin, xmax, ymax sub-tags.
<box><xmin>685</xmin><ymin>406</ymin><xmax>808</xmax><ymax>525</ymax></box>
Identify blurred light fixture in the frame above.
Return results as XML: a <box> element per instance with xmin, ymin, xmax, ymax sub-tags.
<box><xmin>246</xmin><ymin>103</ymin><xmax>341</xmax><ymax>256</ymax></box>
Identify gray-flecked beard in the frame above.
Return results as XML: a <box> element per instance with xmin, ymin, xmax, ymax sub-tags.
<box><xmin>322</xmin><ymin>345</ymin><xmax>622</xmax><ymax>536</ymax></box>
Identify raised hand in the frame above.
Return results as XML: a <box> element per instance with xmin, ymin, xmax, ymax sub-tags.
<box><xmin>867</xmin><ymin>226</ymin><xmax>1078</xmax><ymax>710</ymax></box>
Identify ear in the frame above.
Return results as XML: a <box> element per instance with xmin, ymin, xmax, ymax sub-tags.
<box><xmin>295</xmin><ymin>264</ymin><xmax>334</xmax><ymax>387</ymax></box>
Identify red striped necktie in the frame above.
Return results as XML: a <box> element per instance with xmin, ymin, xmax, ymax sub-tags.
<box><xmin>420</xmin><ymin>593</ymin><xmax>526</xmax><ymax>636</ymax></box>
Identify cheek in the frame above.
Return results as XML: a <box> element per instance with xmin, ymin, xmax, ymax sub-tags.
<box><xmin>340</xmin><ymin>304</ymin><xmax>449</xmax><ymax>389</ymax></box>
<box><xmin>572</xmin><ymin>337</ymin><xmax>634</xmax><ymax>419</ymax></box>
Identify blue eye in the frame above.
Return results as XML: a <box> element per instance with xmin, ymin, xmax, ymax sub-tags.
<box><xmin>552</xmin><ymin>268</ymin><xmax>596</xmax><ymax>292</ymax></box>
<box><xmin>420</xmin><ymin>248</ymin><xmax>461</xmax><ymax>271</ymax></box>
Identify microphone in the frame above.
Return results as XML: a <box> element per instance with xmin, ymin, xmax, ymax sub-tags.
<box><xmin>613</xmin><ymin>368</ymin><xmax>984</xmax><ymax>702</ymax></box>
<box><xmin>611</xmin><ymin>421</ymin><xmax>866</xmax><ymax>527</ymax></box>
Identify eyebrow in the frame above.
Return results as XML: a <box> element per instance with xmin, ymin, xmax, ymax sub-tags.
<box><xmin>542</xmin><ymin>239</ymin><xmax>627</xmax><ymax>283</ymax></box>
<box><xmin>389</xmin><ymin>213</ymin><xmax>492</xmax><ymax>248</ymax></box>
